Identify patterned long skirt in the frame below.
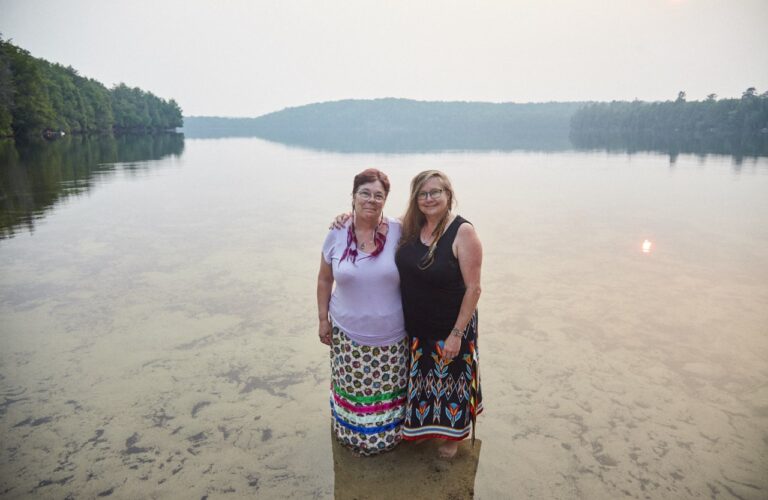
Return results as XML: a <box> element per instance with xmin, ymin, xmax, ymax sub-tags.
<box><xmin>403</xmin><ymin>311</ymin><xmax>483</xmax><ymax>441</ymax></box>
<box><xmin>330</xmin><ymin>323</ymin><xmax>409</xmax><ymax>456</ymax></box>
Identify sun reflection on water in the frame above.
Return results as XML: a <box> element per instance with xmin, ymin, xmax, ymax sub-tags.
<box><xmin>642</xmin><ymin>239</ymin><xmax>653</xmax><ymax>254</ymax></box>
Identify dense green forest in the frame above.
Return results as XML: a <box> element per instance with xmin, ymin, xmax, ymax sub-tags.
<box><xmin>570</xmin><ymin>90</ymin><xmax>768</xmax><ymax>156</ymax></box>
<box><xmin>0</xmin><ymin>38</ymin><xmax>182</xmax><ymax>138</ymax></box>
<box><xmin>183</xmin><ymin>99</ymin><xmax>584</xmax><ymax>152</ymax></box>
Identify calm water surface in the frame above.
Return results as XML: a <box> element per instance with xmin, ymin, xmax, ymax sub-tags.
<box><xmin>1</xmin><ymin>137</ymin><xmax>767</xmax><ymax>499</ymax></box>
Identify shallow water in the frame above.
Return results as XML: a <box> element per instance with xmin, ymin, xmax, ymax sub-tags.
<box><xmin>1</xmin><ymin>138</ymin><xmax>767</xmax><ymax>499</ymax></box>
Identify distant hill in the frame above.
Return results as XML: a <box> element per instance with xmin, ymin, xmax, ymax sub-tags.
<box><xmin>182</xmin><ymin>99</ymin><xmax>585</xmax><ymax>152</ymax></box>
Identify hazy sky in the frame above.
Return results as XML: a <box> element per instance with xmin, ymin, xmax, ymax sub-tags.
<box><xmin>1</xmin><ymin>0</ymin><xmax>766</xmax><ymax>117</ymax></box>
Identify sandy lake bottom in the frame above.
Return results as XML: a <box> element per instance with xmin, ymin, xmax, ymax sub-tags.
<box><xmin>1</xmin><ymin>139</ymin><xmax>767</xmax><ymax>499</ymax></box>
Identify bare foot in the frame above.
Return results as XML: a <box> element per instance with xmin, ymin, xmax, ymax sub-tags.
<box><xmin>348</xmin><ymin>447</ymin><xmax>364</xmax><ymax>457</ymax></box>
<box><xmin>437</xmin><ymin>440</ymin><xmax>459</xmax><ymax>459</ymax></box>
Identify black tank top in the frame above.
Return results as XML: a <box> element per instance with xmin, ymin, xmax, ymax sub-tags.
<box><xmin>395</xmin><ymin>216</ymin><xmax>469</xmax><ymax>341</ymax></box>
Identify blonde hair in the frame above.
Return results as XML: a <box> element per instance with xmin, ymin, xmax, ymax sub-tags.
<box><xmin>399</xmin><ymin>170</ymin><xmax>456</xmax><ymax>269</ymax></box>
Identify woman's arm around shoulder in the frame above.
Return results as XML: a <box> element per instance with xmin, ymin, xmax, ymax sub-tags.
<box><xmin>329</xmin><ymin>215</ymin><xmax>402</xmax><ymax>230</ymax></box>
<box><xmin>329</xmin><ymin>213</ymin><xmax>352</xmax><ymax>230</ymax></box>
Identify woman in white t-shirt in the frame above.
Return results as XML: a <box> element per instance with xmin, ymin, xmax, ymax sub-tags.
<box><xmin>317</xmin><ymin>168</ymin><xmax>408</xmax><ymax>456</ymax></box>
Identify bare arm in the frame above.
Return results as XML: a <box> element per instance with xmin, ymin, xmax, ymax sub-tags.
<box><xmin>330</xmin><ymin>212</ymin><xmax>352</xmax><ymax>230</ymax></box>
<box><xmin>442</xmin><ymin>223</ymin><xmax>483</xmax><ymax>359</ymax></box>
<box><xmin>317</xmin><ymin>254</ymin><xmax>334</xmax><ymax>345</ymax></box>
<box><xmin>329</xmin><ymin>213</ymin><xmax>403</xmax><ymax>229</ymax></box>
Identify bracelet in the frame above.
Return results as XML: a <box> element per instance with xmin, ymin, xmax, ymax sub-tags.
<box><xmin>450</xmin><ymin>327</ymin><xmax>464</xmax><ymax>338</ymax></box>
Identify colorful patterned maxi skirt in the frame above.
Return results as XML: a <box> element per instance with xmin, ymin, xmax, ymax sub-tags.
<box><xmin>403</xmin><ymin>311</ymin><xmax>483</xmax><ymax>441</ymax></box>
<box><xmin>330</xmin><ymin>323</ymin><xmax>409</xmax><ymax>456</ymax></box>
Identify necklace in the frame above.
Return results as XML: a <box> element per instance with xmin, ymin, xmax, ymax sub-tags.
<box><xmin>420</xmin><ymin>212</ymin><xmax>452</xmax><ymax>246</ymax></box>
<box><xmin>341</xmin><ymin>217</ymin><xmax>387</xmax><ymax>264</ymax></box>
<box><xmin>359</xmin><ymin>237</ymin><xmax>375</xmax><ymax>250</ymax></box>
<box><xmin>420</xmin><ymin>226</ymin><xmax>435</xmax><ymax>245</ymax></box>
<box><xmin>357</xmin><ymin>227</ymin><xmax>376</xmax><ymax>251</ymax></box>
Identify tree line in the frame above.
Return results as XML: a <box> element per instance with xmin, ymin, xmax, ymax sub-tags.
<box><xmin>0</xmin><ymin>37</ymin><xmax>182</xmax><ymax>138</ymax></box>
<box><xmin>185</xmin><ymin>94</ymin><xmax>768</xmax><ymax>156</ymax></box>
<box><xmin>570</xmin><ymin>89</ymin><xmax>768</xmax><ymax>156</ymax></box>
<box><xmin>183</xmin><ymin>99</ymin><xmax>584</xmax><ymax>152</ymax></box>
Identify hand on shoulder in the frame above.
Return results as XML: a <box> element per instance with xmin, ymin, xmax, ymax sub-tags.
<box><xmin>329</xmin><ymin>212</ymin><xmax>352</xmax><ymax>230</ymax></box>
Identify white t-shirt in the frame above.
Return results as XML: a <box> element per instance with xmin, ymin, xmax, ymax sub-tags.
<box><xmin>322</xmin><ymin>217</ymin><xmax>406</xmax><ymax>346</ymax></box>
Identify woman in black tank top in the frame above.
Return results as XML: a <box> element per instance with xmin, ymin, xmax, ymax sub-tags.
<box><xmin>395</xmin><ymin>170</ymin><xmax>484</xmax><ymax>459</ymax></box>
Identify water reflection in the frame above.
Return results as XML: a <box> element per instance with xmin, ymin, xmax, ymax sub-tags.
<box><xmin>0</xmin><ymin>134</ymin><xmax>184</xmax><ymax>239</ymax></box>
<box><xmin>181</xmin><ymin>121</ymin><xmax>573</xmax><ymax>153</ymax></box>
<box><xmin>331</xmin><ymin>431</ymin><xmax>482</xmax><ymax>499</ymax></box>
<box><xmin>570</xmin><ymin>131</ymin><xmax>768</xmax><ymax>162</ymax></box>
<box><xmin>182</xmin><ymin>123</ymin><xmax>768</xmax><ymax>164</ymax></box>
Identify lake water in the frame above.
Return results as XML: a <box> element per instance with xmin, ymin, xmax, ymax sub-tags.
<box><xmin>1</xmin><ymin>136</ymin><xmax>767</xmax><ymax>499</ymax></box>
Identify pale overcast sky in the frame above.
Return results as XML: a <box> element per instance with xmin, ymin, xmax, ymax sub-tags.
<box><xmin>1</xmin><ymin>0</ymin><xmax>766</xmax><ymax>117</ymax></box>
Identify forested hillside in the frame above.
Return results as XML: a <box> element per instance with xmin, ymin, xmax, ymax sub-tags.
<box><xmin>183</xmin><ymin>99</ymin><xmax>584</xmax><ymax>151</ymax></box>
<box><xmin>184</xmin><ymin>93</ymin><xmax>768</xmax><ymax>156</ymax></box>
<box><xmin>570</xmin><ymin>90</ymin><xmax>768</xmax><ymax>155</ymax></box>
<box><xmin>0</xmin><ymin>38</ymin><xmax>182</xmax><ymax>138</ymax></box>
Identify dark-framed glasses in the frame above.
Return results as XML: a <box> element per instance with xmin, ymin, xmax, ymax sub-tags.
<box><xmin>356</xmin><ymin>190</ymin><xmax>386</xmax><ymax>202</ymax></box>
<box><xmin>417</xmin><ymin>188</ymin><xmax>444</xmax><ymax>201</ymax></box>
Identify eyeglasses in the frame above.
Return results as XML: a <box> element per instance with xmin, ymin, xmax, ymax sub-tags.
<box><xmin>356</xmin><ymin>190</ymin><xmax>386</xmax><ymax>202</ymax></box>
<box><xmin>417</xmin><ymin>188</ymin><xmax>444</xmax><ymax>201</ymax></box>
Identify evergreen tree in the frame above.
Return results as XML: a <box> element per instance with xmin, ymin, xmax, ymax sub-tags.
<box><xmin>570</xmin><ymin>89</ymin><xmax>768</xmax><ymax>156</ymax></box>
